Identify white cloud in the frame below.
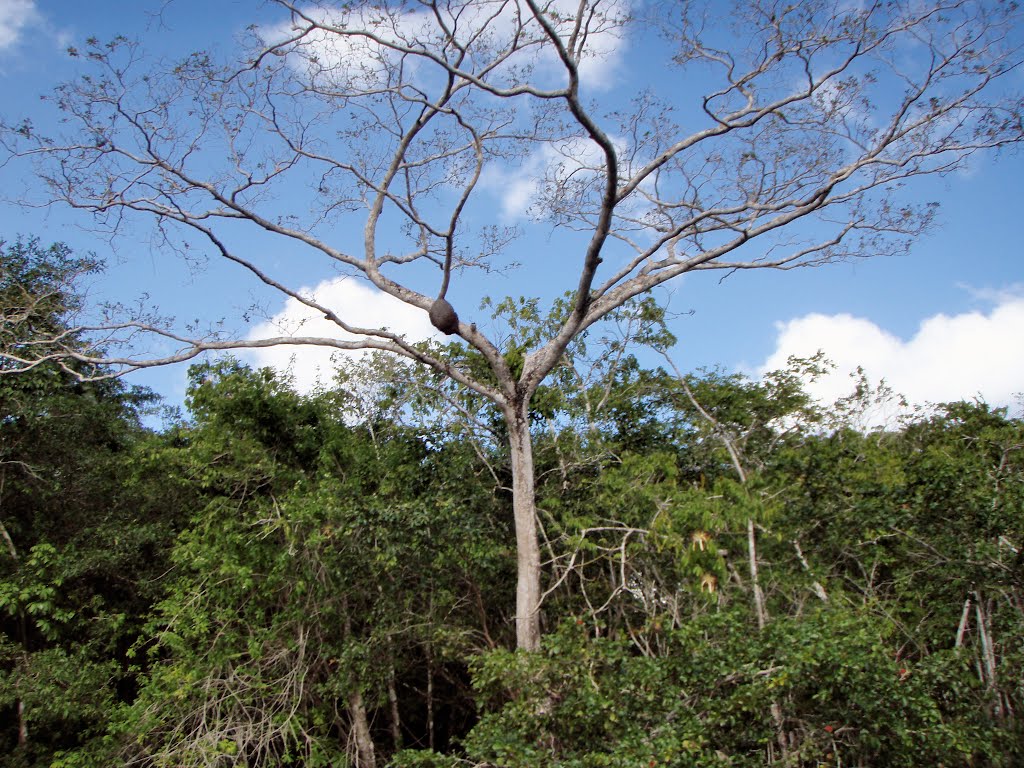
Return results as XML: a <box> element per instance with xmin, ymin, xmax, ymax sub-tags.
<box><xmin>481</xmin><ymin>133</ymin><xmax>621</xmax><ymax>221</ymax></box>
<box><xmin>480</xmin><ymin>143</ymin><xmax>552</xmax><ymax>221</ymax></box>
<box><xmin>0</xmin><ymin>0</ymin><xmax>38</xmax><ymax>51</ymax></box>
<box><xmin>560</xmin><ymin>0</ymin><xmax>630</xmax><ymax>86</ymax></box>
<box><xmin>265</xmin><ymin>2</ymin><xmax>630</xmax><ymax>223</ymax></box>
<box><xmin>267</xmin><ymin>0</ymin><xmax>629</xmax><ymax>91</ymax></box>
<box><xmin>267</xmin><ymin>6</ymin><xmax>421</xmax><ymax>91</ymax></box>
<box><xmin>243</xmin><ymin>277</ymin><xmax>438</xmax><ymax>393</ymax></box>
<box><xmin>757</xmin><ymin>294</ymin><xmax>1024</xmax><ymax>423</ymax></box>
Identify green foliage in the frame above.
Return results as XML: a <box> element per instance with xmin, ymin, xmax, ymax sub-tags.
<box><xmin>97</xmin><ymin>361</ymin><xmax>504</xmax><ymax>766</ymax></box>
<box><xmin>462</xmin><ymin>605</ymin><xmax>1007</xmax><ymax>768</ymax></box>
<box><xmin>0</xmin><ymin>239</ymin><xmax>189</xmax><ymax>767</ymax></box>
<box><xmin>0</xmin><ymin>236</ymin><xmax>102</xmax><ymax>362</ymax></box>
<box><xmin>3</xmin><ymin>246</ymin><xmax>1021</xmax><ymax>767</ymax></box>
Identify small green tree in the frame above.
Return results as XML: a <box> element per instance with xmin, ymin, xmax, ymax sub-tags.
<box><xmin>108</xmin><ymin>361</ymin><xmax>505</xmax><ymax>767</ymax></box>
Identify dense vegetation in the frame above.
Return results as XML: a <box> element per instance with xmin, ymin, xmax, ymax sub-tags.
<box><xmin>2</xmin><ymin>239</ymin><xmax>1022</xmax><ymax>766</ymax></box>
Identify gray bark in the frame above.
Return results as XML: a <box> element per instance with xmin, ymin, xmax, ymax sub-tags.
<box><xmin>348</xmin><ymin>689</ymin><xmax>376</xmax><ymax>768</ymax></box>
<box><xmin>955</xmin><ymin>596</ymin><xmax>971</xmax><ymax>648</ymax></box>
<box><xmin>507</xmin><ymin>400</ymin><xmax>542</xmax><ymax>652</ymax></box>
<box><xmin>747</xmin><ymin>518</ymin><xmax>768</xmax><ymax>631</ymax></box>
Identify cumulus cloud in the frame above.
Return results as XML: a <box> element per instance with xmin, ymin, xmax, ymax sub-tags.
<box><xmin>482</xmin><ymin>160</ymin><xmax>543</xmax><ymax>221</ymax></box>
<box><xmin>557</xmin><ymin>0</ymin><xmax>630</xmax><ymax>86</ymax></box>
<box><xmin>757</xmin><ymin>293</ymin><xmax>1024</xmax><ymax>422</ymax></box>
<box><xmin>480</xmin><ymin>142</ymin><xmax>561</xmax><ymax>221</ymax></box>
<box><xmin>0</xmin><ymin>0</ymin><xmax>38</xmax><ymax>51</ymax></box>
<box><xmin>267</xmin><ymin>0</ymin><xmax>628</xmax><ymax>91</ymax></box>
<box><xmin>481</xmin><ymin>134</ymin><xmax>623</xmax><ymax>222</ymax></box>
<box><xmin>264</xmin><ymin>2</ymin><xmax>630</xmax><ymax>225</ymax></box>
<box><xmin>242</xmin><ymin>277</ymin><xmax>438</xmax><ymax>393</ymax></box>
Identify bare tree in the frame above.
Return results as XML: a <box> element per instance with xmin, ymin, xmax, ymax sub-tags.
<box><xmin>2</xmin><ymin>0</ymin><xmax>1022</xmax><ymax>651</ymax></box>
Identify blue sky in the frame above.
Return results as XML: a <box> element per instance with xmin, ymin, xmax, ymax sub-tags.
<box><xmin>1</xmin><ymin>0</ymin><xmax>1022</xmax><ymax>421</ymax></box>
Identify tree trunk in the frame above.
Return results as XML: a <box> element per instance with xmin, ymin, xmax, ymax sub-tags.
<box><xmin>955</xmin><ymin>595</ymin><xmax>971</xmax><ymax>648</ymax></box>
<box><xmin>975</xmin><ymin>592</ymin><xmax>1003</xmax><ymax>721</ymax></box>
<box><xmin>342</xmin><ymin>599</ymin><xmax>376</xmax><ymax>767</ymax></box>
<box><xmin>1</xmin><ymin>515</ymin><xmax>28</xmax><ymax>749</ymax></box>
<box><xmin>747</xmin><ymin>518</ymin><xmax>768</xmax><ymax>631</ymax></box>
<box><xmin>507</xmin><ymin>401</ymin><xmax>542</xmax><ymax>652</ymax></box>
<box><xmin>425</xmin><ymin>639</ymin><xmax>435</xmax><ymax>750</ymax></box>
<box><xmin>386</xmin><ymin>660</ymin><xmax>402</xmax><ymax>751</ymax></box>
<box><xmin>17</xmin><ymin>699</ymin><xmax>27</xmax><ymax>748</ymax></box>
<box><xmin>348</xmin><ymin>689</ymin><xmax>376</xmax><ymax>768</ymax></box>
